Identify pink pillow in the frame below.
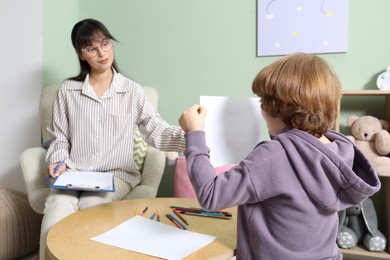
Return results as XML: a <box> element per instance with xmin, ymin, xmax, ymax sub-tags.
<box><xmin>173</xmin><ymin>156</ymin><xmax>237</xmax><ymax>198</ymax></box>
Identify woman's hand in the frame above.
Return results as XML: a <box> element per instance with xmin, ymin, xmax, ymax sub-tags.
<box><xmin>47</xmin><ymin>162</ymin><xmax>66</xmax><ymax>179</ymax></box>
<box><xmin>179</xmin><ymin>105</ymin><xmax>207</xmax><ymax>133</ymax></box>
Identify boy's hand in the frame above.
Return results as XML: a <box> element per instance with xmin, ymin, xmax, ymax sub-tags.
<box><xmin>179</xmin><ymin>105</ymin><xmax>207</xmax><ymax>133</ymax></box>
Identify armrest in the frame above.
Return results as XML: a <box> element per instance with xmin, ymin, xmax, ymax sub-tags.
<box><xmin>20</xmin><ymin>147</ymin><xmax>50</xmax><ymax>214</ymax></box>
<box><xmin>125</xmin><ymin>185</ymin><xmax>156</xmax><ymax>199</ymax></box>
<box><xmin>125</xmin><ymin>146</ymin><xmax>165</xmax><ymax>199</ymax></box>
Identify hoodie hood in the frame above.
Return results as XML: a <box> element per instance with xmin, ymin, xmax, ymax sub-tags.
<box><xmin>276</xmin><ymin>129</ymin><xmax>380</xmax><ymax>211</ymax></box>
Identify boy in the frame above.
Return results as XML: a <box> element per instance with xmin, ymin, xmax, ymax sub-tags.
<box><xmin>178</xmin><ymin>53</ymin><xmax>380</xmax><ymax>259</ymax></box>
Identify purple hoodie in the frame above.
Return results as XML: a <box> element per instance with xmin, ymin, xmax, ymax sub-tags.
<box><xmin>184</xmin><ymin>128</ymin><xmax>380</xmax><ymax>260</ymax></box>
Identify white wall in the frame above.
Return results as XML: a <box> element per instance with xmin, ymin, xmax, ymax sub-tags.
<box><xmin>0</xmin><ymin>0</ymin><xmax>42</xmax><ymax>192</ymax></box>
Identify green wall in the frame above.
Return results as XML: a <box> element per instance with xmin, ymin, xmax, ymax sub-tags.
<box><xmin>43</xmin><ymin>0</ymin><xmax>79</xmax><ymax>84</ymax></box>
<box><xmin>43</xmin><ymin>0</ymin><xmax>390</xmax><ymax>196</ymax></box>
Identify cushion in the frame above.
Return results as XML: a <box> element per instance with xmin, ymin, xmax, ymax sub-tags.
<box><xmin>0</xmin><ymin>187</ymin><xmax>42</xmax><ymax>259</ymax></box>
<box><xmin>133</xmin><ymin>128</ymin><xmax>148</xmax><ymax>172</ymax></box>
<box><xmin>173</xmin><ymin>156</ymin><xmax>236</xmax><ymax>198</ymax></box>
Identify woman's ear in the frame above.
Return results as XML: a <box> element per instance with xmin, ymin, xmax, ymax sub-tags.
<box><xmin>76</xmin><ymin>50</ymin><xmax>85</xmax><ymax>61</ymax></box>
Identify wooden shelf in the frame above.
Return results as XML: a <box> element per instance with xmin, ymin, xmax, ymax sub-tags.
<box><xmin>341</xmin><ymin>245</ymin><xmax>390</xmax><ymax>259</ymax></box>
<box><xmin>342</xmin><ymin>90</ymin><xmax>390</xmax><ymax>95</ymax></box>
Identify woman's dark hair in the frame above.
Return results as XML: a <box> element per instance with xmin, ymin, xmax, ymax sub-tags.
<box><xmin>69</xmin><ymin>18</ymin><xmax>120</xmax><ymax>81</ymax></box>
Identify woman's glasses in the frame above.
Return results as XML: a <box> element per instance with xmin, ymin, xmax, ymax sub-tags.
<box><xmin>81</xmin><ymin>39</ymin><xmax>112</xmax><ymax>58</ymax></box>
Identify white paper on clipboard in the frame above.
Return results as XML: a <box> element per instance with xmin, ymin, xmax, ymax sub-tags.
<box><xmin>50</xmin><ymin>171</ymin><xmax>115</xmax><ymax>192</ymax></box>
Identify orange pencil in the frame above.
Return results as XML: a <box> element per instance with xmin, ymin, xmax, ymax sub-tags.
<box><xmin>166</xmin><ymin>214</ymin><xmax>184</xmax><ymax>230</ymax></box>
<box><xmin>173</xmin><ymin>209</ymin><xmax>189</xmax><ymax>225</ymax></box>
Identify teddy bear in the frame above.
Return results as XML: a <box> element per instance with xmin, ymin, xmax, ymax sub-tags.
<box><xmin>337</xmin><ymin>197</ymin><xmax>386</xmax><ymax>251</ymax></box>
<box><xmin>346</xmin><ymin>115</ymin><xmax>390</xmax><ymax>177</ymax></box>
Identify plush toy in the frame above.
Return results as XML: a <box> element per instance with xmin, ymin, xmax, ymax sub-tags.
<box><xmin>346</xmin><ymin>115</ymin><xmax>390</xmax><ymax>177</ymax></box>
<box><xmin>337</xmin><ymin>198</ymin><xmax>386</xmax><ymax>251</ymax></box>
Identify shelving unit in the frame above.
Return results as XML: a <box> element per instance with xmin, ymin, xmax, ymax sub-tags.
<box><xmin>335</xmin><ymin>90</ymin><xmax>390</xmax><ymax>132</ymax></box>
<box><xmin>337</xmin><ymin>90</ymin><xmax>390</xmax><ymax>260</ymax></box>
<box><xmin>341</xmin><ymin>245</ymin><xmax>390</xmax><ymax>259</ymax></box>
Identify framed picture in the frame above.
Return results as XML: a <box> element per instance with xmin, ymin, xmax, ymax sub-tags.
<box><xmin>257</xmin><ymin>0</ymin><xmax>348</xmax><ymax>56</ymax></box>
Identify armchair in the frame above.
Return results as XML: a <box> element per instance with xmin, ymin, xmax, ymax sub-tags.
<box><xmin>20</xmin><ymin>85</ymin><xmax>166</xmax><ymax>214</ymax></box>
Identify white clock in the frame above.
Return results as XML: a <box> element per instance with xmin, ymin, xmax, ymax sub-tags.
<box><xmin>377</xmin><ymin>65</ymin><xmax>390</xmax><ymax>90</ymax></box>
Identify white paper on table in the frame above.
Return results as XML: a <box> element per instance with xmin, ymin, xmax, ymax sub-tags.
<box><xmin>200</xmin><ymin>96</ymin><xmax>263</xmax><ymax>166</ymax></box>
<box><xmin>91</xmin><ymin>215</ymin><xmax>216</xmax><ymax>260</ymax></box>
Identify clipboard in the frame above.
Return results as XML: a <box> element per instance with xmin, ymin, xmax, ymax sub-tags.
<box><xmin>50</xmin><ymin>171</ymin><xmax>115</xmax><ymax>192</ymax></box>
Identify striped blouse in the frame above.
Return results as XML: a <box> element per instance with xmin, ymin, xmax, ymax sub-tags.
<box><xmin>46</xmin><ymin>71</ymin><xmax>186</xmax><ymax>187</ymax></box>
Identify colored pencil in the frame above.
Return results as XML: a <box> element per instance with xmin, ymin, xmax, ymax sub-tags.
<box><xmin>180</xmin><ymin>211</ymin><xmax>232</xmax><ymax>219</ymax></box>
<box><xmin>170</xmin><ymin>206</ymin><xmax>232</xmax><ymax>217</ymax></box>
<box><xmin>157</xmin><ymin>209</ymin><xmax>160</xmax><ymax>222</ymax></box>
<box><xmin>170</xmin><ymin>205</ymin><xmax>231</xmax><ymax>214</ymax></box>
<box><xmin>189</xmin><ymin>207</ymin><xmax>232</xmax><ymax>215</ymax></box>
<box><xmin>139</xmin><ymin>206</ymin><xmax>148</xmax><ymax>216</ymax></box>
<box><xmin>168</xmin><ymin>213</ymin><xmax>187</xmax><ymax>230</ymax></box>
<box><xmin>173</xmin><ymin>209</ymin><xmax>189</xmax><ymax>225</ymax></box>
<box><xmin>166</xmin><ymin>214</ymin><xmax>185</xmax><ymax>230</ymax></box>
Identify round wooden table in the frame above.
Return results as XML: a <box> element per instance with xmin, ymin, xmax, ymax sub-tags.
<box><xmin>46</xmin><ymin>197</ymin><xmax>237</xmax><ymax>259</ymax></box>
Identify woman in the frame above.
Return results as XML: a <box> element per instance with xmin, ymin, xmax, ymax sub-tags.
<box><xmin>40</xmin><ymin>18</ymin><xmax>185</xmax><ymax>259</ymax></box>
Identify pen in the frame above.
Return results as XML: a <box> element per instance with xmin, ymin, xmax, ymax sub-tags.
<box><xmin>149</xmin><ymin>212</ymin><xmax>156</xmax><ymax>220</ymax></box>
<box><xmin>45</xmin><ymin>156</ymin><xmax>67</xmax><ymax>181</ymax></box>
<box><xmin>173</xmin><ymin>209</ymin><xmax>189</xmax><ymax>225</ymax></box>
<box><xmin>168</xmin><ymin>213</ymin><xmax>187</xmax><ymax>230</ymax></box>
<box><xmin>139</xmin><ymin>206</ymin><xmax>148</xmax><ymax>216</ymax></box>
<box><xmin>157</xmin><ymin>209</ymin><xmax>160</xmax><ymax>222</ymax></box>
<box><xmin>166</xmin><ymin>214</ymin><xmax>185</xmax><ymax>230</ymax></box>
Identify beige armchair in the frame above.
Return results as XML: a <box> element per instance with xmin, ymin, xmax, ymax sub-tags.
<box><xmin>20</xmin><ymin>85</ymin><xmax>166</xmax><ymax>214</ymax></box>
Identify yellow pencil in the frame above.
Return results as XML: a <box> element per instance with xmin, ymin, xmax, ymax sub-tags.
<box><xmin>135</xmin><ymin>208</ymin><xmax>140</xmax><ymax>216</ymax></box>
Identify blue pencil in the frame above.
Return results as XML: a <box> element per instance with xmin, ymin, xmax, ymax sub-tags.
<box><xmin>168</xmin><ymin>213</ymin><xmax>187</xmax><ymax>230</ymax></box>
<box><xmin>53</xmin><ymin>156</ymin><xmax>68</xmax><ymax>173</ymax></box>
<box><xmin>45</xmin><ymin>156</ymin><xmax>67</xmax><ymax>181</ymax></box>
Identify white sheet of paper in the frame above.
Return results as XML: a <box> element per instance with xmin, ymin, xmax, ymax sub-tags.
<box><xmin>51</xmin><ymin>171</ymin><xmax>114</xmax><ymax>191</ymax></box>
<box><xmin>91</xmin><ymin>216</ymin><xmax>216</xmax><ymax>260</ymax></box>
<box><xmin>200</xmin><ymin>96</ymin><xmax>263</xmax><ymax>166</ymax></box>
